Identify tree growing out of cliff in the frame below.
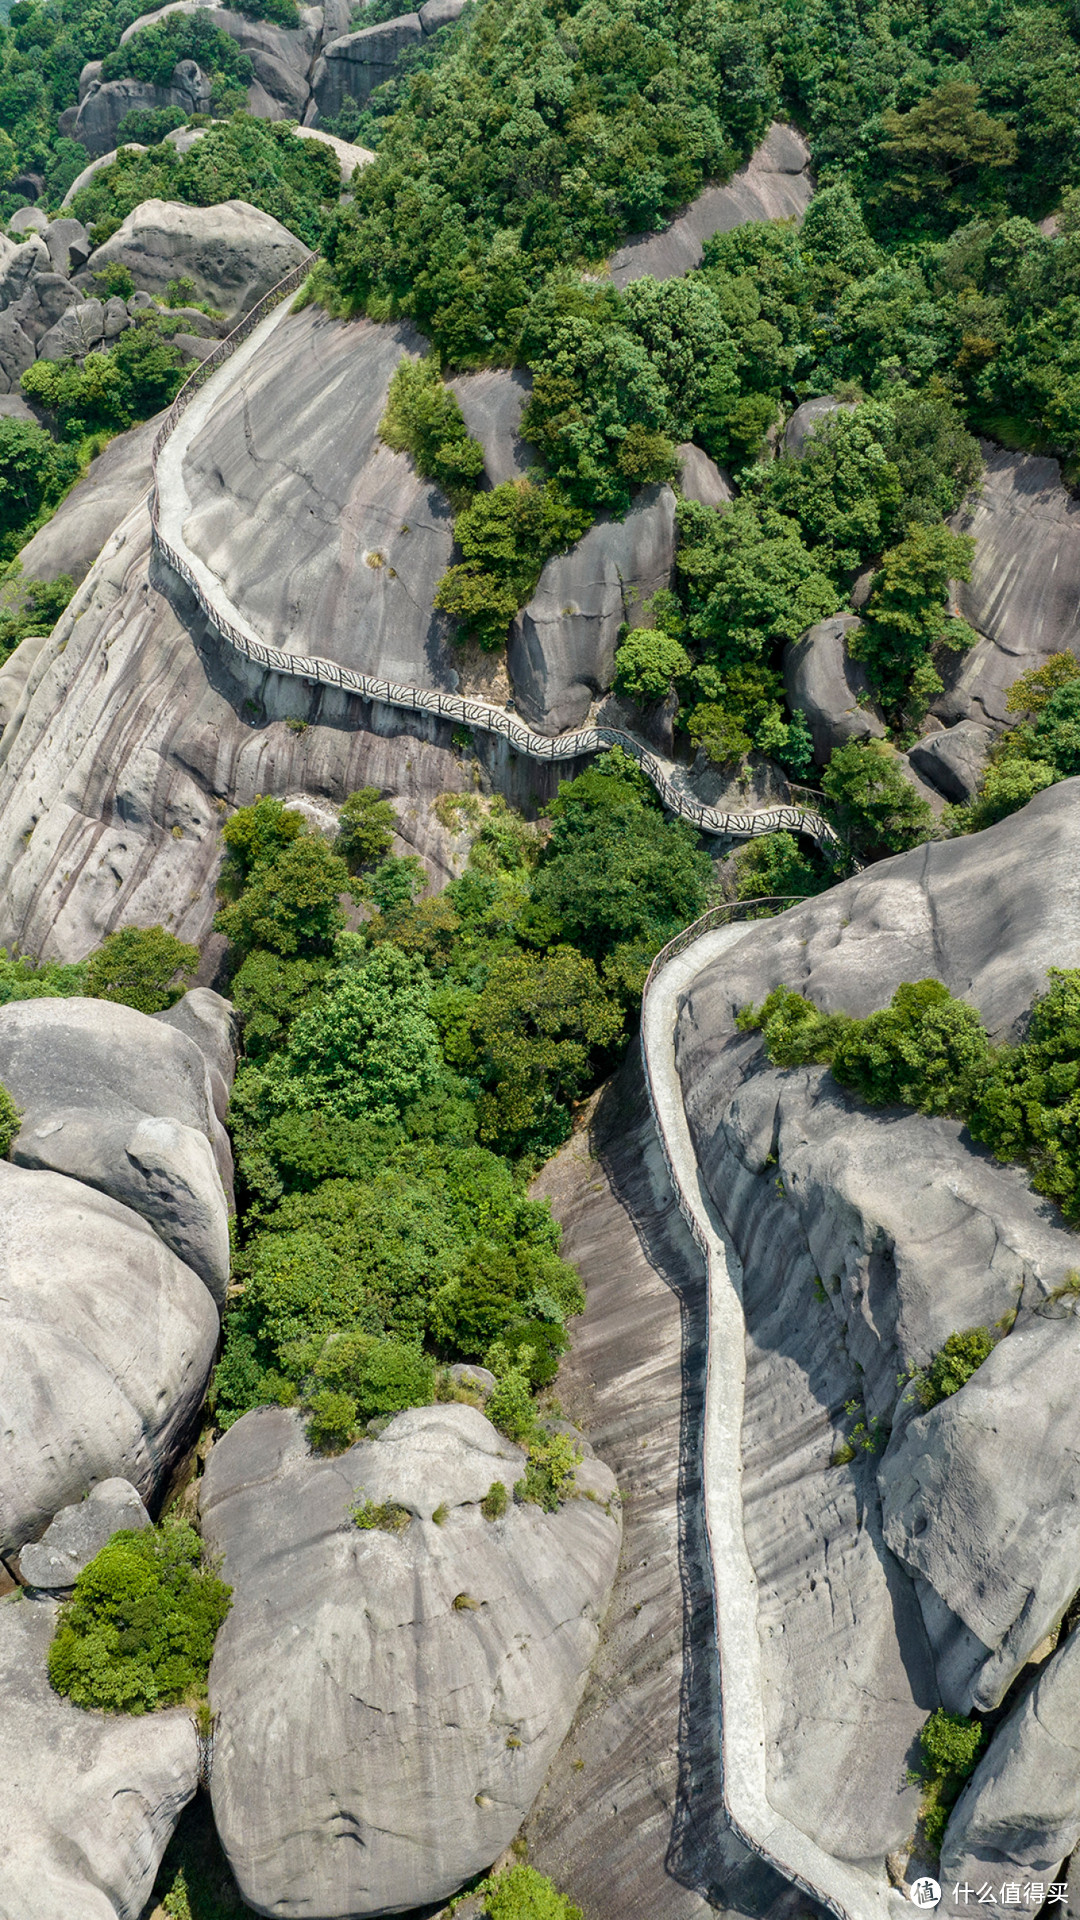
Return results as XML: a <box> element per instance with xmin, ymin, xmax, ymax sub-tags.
<box><xmin>84</xmin><ymin>924</ymin><xmax>199</xmax><ymax>1014</ymax></box>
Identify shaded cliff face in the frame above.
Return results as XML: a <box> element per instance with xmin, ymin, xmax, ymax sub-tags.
<box><xmin>673</xmin><ymin>781</ymin><xmax>1080</xmax><ymax>1883</ymax></box>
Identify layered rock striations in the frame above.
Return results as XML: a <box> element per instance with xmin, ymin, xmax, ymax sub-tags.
<box><xmin>200</xmin><ymin>1402</ymin><xmax>621</xmax><ymax>1916</ymax></box>
<box><xmin>671</xmin><ymin>779</ymin><xmax>1080</xmax><ymax>1884</ymax></box>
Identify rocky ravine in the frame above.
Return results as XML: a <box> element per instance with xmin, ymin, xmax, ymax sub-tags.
<box><xmin>668</xmin><ymin>778</ymin><xmax>1080</xmax><ymax>1913</ymax></box>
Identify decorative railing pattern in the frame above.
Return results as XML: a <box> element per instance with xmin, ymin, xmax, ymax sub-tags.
<box><xmin>148</xmin><ymin>262</ymin><xmax>849</xmax><ymax>861</ymax></box>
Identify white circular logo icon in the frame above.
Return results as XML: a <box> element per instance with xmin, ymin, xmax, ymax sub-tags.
<box><xmin>909</xmin><ymin>1880</ymin><xmax>941</xmax><ymax>1910</ymax></box>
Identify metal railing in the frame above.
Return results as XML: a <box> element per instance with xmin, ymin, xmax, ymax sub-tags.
<box><xmin>147</xmin><ymin>267</ymin><xmax>849</xmax><ymax>861</ymax></box>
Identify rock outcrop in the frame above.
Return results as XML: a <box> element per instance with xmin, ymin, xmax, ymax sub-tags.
<box><xmin>0</xmin><ymin>1159</ymin><xmax>218</xmax><ymax>1554</ymax></box>
<box><xmin>19</xmin><ymin>1478</ymin><xmax>150</xmax><ymax>1592</ymax></box>
<box><xmin>943</xmin><ymin>442</ymin><xmax>1080</xmax><ymax>727</ymax></box>
<box><xmin>782</xmin><ymin>395</ymin><xmax>851</xmax><ymax>457</ymax></box>
<box><xmin>908</xmin><ymin>718</ymin><xmax>994</xmax><ymax>802</ymax></box>
<box><xmin>72</xmin><ymin>59</ymin><xmax>212</xmax><ymax>156</ymax></box>
<box><xmin>782</xmin><ymin>611</ymin><xmax>885</xmax><ymax>763</ymax></box>
<box><xmin>672</xmin><ymin>778</ymin><xmax>1080</xmax><ymax>1878</ymax></box>
<box><xmin>86</xmin><ymin>198</ymin><xmax>310</xmax><ymax>322</ymax></box>
<box><xmin>0</xmin><ymin>1592</ymin><xmax>199</xmax><ymax>1919</ymax></box>
<box><xmin>309</xmin><ymin>0</ymin><xmax>467</xmax><ymax>120</ymax></box>
<box><xmin>449</xmin><ymin>366</ymin><xmax>538</xmax><ymax>486</ymax></box>
<box><xmin>0</xmin><ymin>994</ymin><xmax>233</xmax><ymax>1298</ymax></box>
<box><xmin>14</xmin><ymin>415</ymin><xmax>159</xmax><ymax>588</ymax></box>
<box><xmin>607</xmin><ymin>123</ymin><xmax>813</xmax><ymax>287</ymax></box>
<box><xmin>940</xmin><ymin>1627</ymin><xmax>1080</xmax><ymax>1917</ymax></box>
<box><xmin>508</xmin><ymin>484</ymin><xmax>677</xmax><ymax>733</ymax></box>
<box><xmin>179</xmin><ymin>305</ymin><xmax>463</xmax><ymax>686</ymax></box>
<box><xmin>200</xmin><ymin>1402</ymin><xmax>620</xmax><ymax>1916</ymax></box>
<box><xmin>676</xmin><ymin>441</ymin><xmax>733</xmax><ymax>508</ymax></box>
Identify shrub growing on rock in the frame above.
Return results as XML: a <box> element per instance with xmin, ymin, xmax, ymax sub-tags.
<box><xmin>380</xmin><ymin>355</ymin><xmax>485</xmax><ymax>502</ymax></box>
<box><xmin>613</xmin><ymin>627</ymin><xmax>691</xmax><ymax>704</ymax></box>
<box><xmin>83</xmin><ymin>924</ymin><xmax>199</xmax><ymax>1013</ymax></box>
<box><xmin>918</xmin><ymin>1328</ymin><xmax>995</xmax><ymax>1408</ymax></box>
<box><xmin>483</xmin><ymin>1865</ymin><xmax>584</xmax><ymax>1920</ymax></box>
<box><xmin>915</xmin><ymin>1708</ymin><xmax>986</xmax><ymax>1853</ymax></box>
<box><xmin>336</xmin><ymin>787</ymin><xmax>397</xmax><ymax>872</ymax></box>
<box><xmin>821</xmin><ymin>739</ymin><xmax>936</xmax><ymax>862</ymax></box>
<box><xmin>48</xmin><ymin>1521</ymin><xmax>231</xmax><ymax>1714</ymax></box>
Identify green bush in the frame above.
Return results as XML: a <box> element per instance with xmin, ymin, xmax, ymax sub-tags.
<box><xmin>516</xmin><ymin>1431</ymin><xmax>581</xmax><ymax>1511</ymax></box>
<box><xmin>484</xmin><ymin>1866</ymin><xmax>583</xmax><ymax>1920</ymax></box>
<box><xmin>92</xmin><ymin>260</ymin><xmax>136</xmax><ymax>299</ymax></box>
<box><xmin>848</xmin><ymin>523</ymin><xmax>976</xmax><ymax>726</ymax></box>
<box><xmin>83</xmin><ymin>924</ymin><xmax>199</xmax><ymax>1013</ymax></box>
<box><xmin>115</xmin><ymin>105</ymin><xmax>187</xmax><ymax>145</ymax></box>
<box><xmin>306</xmin><ymin>1387</ymin><xmax>357</xmax><ymax>1452</ymax></box>
<box><xmin>435</xmin><ymin>480</ymin><xmax>590</xmax><ymax>651</ymax></box>
<box><xmin>613</xmin><ymin>627</ymin><xmax>691</xmax><ymax>704</ymax></box>
<box><xmin>48</xmin><ymin>1522</ymin><xmax>231</xmax><ymax>1713</ymax></box>
<box><xmin>915</xmin><ymin>1708</ymin><xmax>986</xmax><ymax>1853</ymax></box>
<box><xmin>214</xmin><ymin>834</ymin><xmax>350</xmax><ymax>959</ymax></box>
<box><xmin>0</xmin><ymin>1078</ymin><xmax>20</xmax><ymax>1154</ymax></box>
<box><xmin>481</xmin><ymin>1479</ymin><xmax>509</xmax><ymax>1520</ymax></box>
<box><xmin>0</xmin><ymin>567</ymin><xmax>75</xmax><ymax>663</ymax></box>
<box><xmin>0</xmin><ymin>417</ymin><xmax>80</xmax><ymax>558</ymax></box>
<box><xmin>22</xmin><ymin>316</ymin><xmax>185</xmax><ymax>441</ymax></box>
<box><xmin>731</xmin><ymin>831</ymin><xmax>829</xmax><ymax>907</ymax></box>
<box><xmin>918</xmin><ymin>1328</ymin><xmax>995</xmax><ymax>1408</ymax></box>
<box><xmin>380</xmin><ymin>355</ymin><xmax>484</xmax><ymax>502</ymax></box>
<box><xmin>821</xmin><ymin>739</ymin><xmax>936</xmax><ymax>863</ymax></box>
<box><xmin>100</xmin><ymin>14</ymin><xmax>252</xmax><ymax>97</ymax></box>
<box><xmin>351</xmin><ymin>1497</ymin><xmax>411</xmax><ymax>1533</ymax></box>
<box><xmin>312</xmin><ymin>1329</ymin><xmax>435</xmax><ymax>1421</ymax></box>
<box><xmin>337</xmin><ymin>787</ymin><xmax>397</xmax><ymax>871</ymax></box>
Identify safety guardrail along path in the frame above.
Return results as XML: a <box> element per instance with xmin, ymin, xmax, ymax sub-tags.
<box><xmin>147</xmin><ymin>257</ymin><xmax>846</xmax><ymax>861</ymax></box>
<box><xmin>639</xmin><ymin>901</ymin><xmax>910</xmax><ymax>1920</ymax></box>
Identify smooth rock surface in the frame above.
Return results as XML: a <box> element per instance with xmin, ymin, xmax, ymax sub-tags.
<box><xmin>448</xmin><ymin>365</ymin><xmax>538</xmax><ymax>486</ymax></box>
<box><xmin>0</xmin><ymin>1592</ymin><xmax>199</xmax><ymax>1919</ymax></box>
<box><xmin>908</xmin><ymin>719</ymin><xmax>994</xmax><ymax>802</ymax></box>
<box><xmin>15</xmin><ymin>414</ymin><xmax>158</xmax><ymax>587</ymax></box>
<box><xmin>940</xmin><ymin>1627</ymin><xmax>1080</xmax><ymax>1917</ymax></box>
<box><xmin>607</xmin><ymin>123</ymin><xmax>812</xmax><ymax>287</ymax></box>
<box><xmin>944</xmin><ymin>442</ymin><xmax>1080</xmax><ymax>725</ymax></box>
<box><xmin>0</xmin><ymin>1159</ymin><xmax>217</xmax><ymax>1554</ymax></box>
<box><xmin>0</xmin><ymin>994</ymin><xmax>232</xmax><ymax>1298</ymax></box>
<box><xmin>19</xmin><ymin>1478</ymin><xmax>150</xmax><ymax>1591</ymax></box>
<box><xmin>73</xmin><ymin>62</ymin><xmax>212</xmax><ymax>156</ymax></box>
<box><xmin>180</xmin><ymin>305</ymin><xmax>460</xmax><ymax>687</ymax></box>
<box><xmin>86</xmin><ymin>197</ymin><xmax>309</xmax><ymax>320</ymax></box>
<box><xmin>508</xmin><ymin>484</ymin><xmax>677</xmax><ymax>733</ymax></box>
<box><xmin>676</xmin><ymin>441</ymin><xmax>734</xmax><ymax>507</ymax></box>
<box><xmin>783</xmin><ymin>396</ymin><xmax>851</xmax><ymax>457</ymax></box>
<box><xmin>311</xmin><ymin>13</ymin><xmax>423</xmax><ymax>118</ymax></box>
<box><xmin>156</xmin><ymin>984</ymin><xmax>237</xmax><ymax>1124</ymax></box>
<box><xmin>782</xmin><ymin>611</ymin><xmax>885</xmax><ymax>763</ymax></box>
<box><xmin>201</xmin><ymin>1402</ymin><xmax>620</xmax><ymax>1917</ymax></box>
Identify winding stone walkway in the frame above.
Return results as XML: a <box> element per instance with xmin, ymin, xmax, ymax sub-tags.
<box><xmin>639</xmin><ymin>911</ymin><xmax>910</xmax><ymax>1920</ymax></box>
<box><xmin>148</xmin><ymin>263</ymin><xmax>845</xmax><ymax>860</ymax></box>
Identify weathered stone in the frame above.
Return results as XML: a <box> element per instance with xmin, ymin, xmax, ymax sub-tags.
<box><xmin>0</xmin><ymin>994</ymin><xmax>233</xmax><ymax>1298</ymax></box>
<box><xmin>676</xmin><ymin>440</ymin><xmax>734</xmax><ymax>507</ymax></box>
<box><xmin>19</xmin><ymin>1477</ymin><xmax>150</xmax><ymax>1591</ymax></box>
<box><xmin>73</xmin><ymin>62</ymin><xmax>212</xmax><ymax>157</ymax></box>
<box><xmin>156</xmin><ymin>985</ymin><xmax>238</xmax><ymax>1125</ymax></box>
<box><xmin>61</xmin><ymin>144</ymin><xmax>147</xmax><ymax>209</ymax></box>
<box><xmin>0</xmin><ymin>1593</ymin><xmax>199</xmax><ymax>1919</ymax></box>
<box><xmin>9</xmin><ymin>207</ymin><xmax>49</xmax><ymax>236</ymax></box>
<box><xmin>675</xmin><ymin>779</ymin><xmax>1080</xmax><ymax>1798</ymax></box>
<box><xmin>293</xmin><ymin>121</ymin><xmax>375</xmax><ymax>181</ymax></box>
<box><xmin>311</xmin><ymin>13</ymin><xmax>423</xmax><ymax>120</ymax></box>
<box><xmin>0</xmin><ymin>1159</ymin><xmax>217</xmax><ymax>1554</ymax></box>
<box><xmin>86</xmin><ymin>197</ymin><xmax>308</xmax><ymax>320</ymax></box>
<box><xmin>881</xmin><ymin>1316</ymin><xmax>1080</xmax><ymax>1714</ymax></box>
<box><xmin>14</xmin><ymin>414</ymin><xmax>157</xmax><ymax>587</ymax></box>
<box><xmin>939</xmin><ymin>1628</ymin><xmax>1080</xmax><ymax>1917</ymax></box>
<box><xmin>35</xmin><ymin>297</ymin><xmax>107</xmax><ymax>361</ymax></box>
<box><xmin>908</xmin><ymin>719</ymin><xmax>994</xmax><ymax>802</ymax></box>
<box><xmin>0</xmin><ymin>234</ymin><xmax>49</xmax><ymax>310</ymax></box>
<box><xmin>201</xmin><ymin>1402</ymin><xmax>620</xmax><ymax>1917</ymax></box>
<box><xmin>117</xmin><ymin>0</ymin><xmax>321</xmax><ymax>119</ymax></box>
<box><xmin>782</xmin><ymin>611</ymin><xmax>885</xmax><ymax>763</ymax></box>
<box><xmin>448</xmin><ymin>365</ymin><xmax>538</xmax><ymax>486</ymax></box>
<box><xmin>783</xmin><ymin>396</ymin><xmax>852</xmax><ymax>457</ymax></box>
<box><xmin>42</xmin><ymin>216</ymin><xmax>90</xmax><ymax>277</ymax></box>
<box><xmin>0</xmin><ymin>310</ymin><xmax>36</xmax><ymax>392</ymax></box>
<box><xmin>180</xmin><ymin>306</ymin><xmax>459</xmax><ymax>687</ymax></box>
<box><xmin>608</xmin><ymin>122</ymin><xmax>812</xmax><ymax>287</ymax></box>
<box><xmin>508</xmin><ymin>484</ymin><xmax>677</xmax><ymax>733</ymax></box>
<box><xmin>942</xmin><ymin>442</ymin><xmax>1080</xmax><ymax>726</ymax></box>
<box><xmin>418</xmin><ymin>0</ymin><xmax>468</xmax><ymax>26</ymax></box>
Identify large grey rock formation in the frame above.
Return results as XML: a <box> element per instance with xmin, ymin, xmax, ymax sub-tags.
<box><xmin>783</xmin><ymin>396</ymin><xmax>852</xmax><ymax>457</ymax></box>
<box><xmin>782</xmin><ymin>611</ymin><xmax>885</xmax><ymax>763</ymax></box>
<box><xmin>156</xmin><ymin>984</ymin><xmax>237</xmax><ymax>1123</ymax></box>
<box><xmin>908</xmin><ymin>718</ymin><xmax>994</xmax><ymax>802</ymax></box>
<box><xmin>675</xmin><ymin>441</ymin><xmax>733</xmax><ymax>508</ymax></box>
<box><xmin>117</xmin><ymin>0</ymin><xmax>320</xmax><ymax>118</ymax></box>
<box><xmin>607</xmin><ymin>123</ymin><xmax>812</xmax><ymax>287</ymax></box>
<box><xmin>86</xmin><ymin>198</ymin><xmax>309</xmax><ymax>321</ymax></box>
<box><xmin>201</xmin><ymin>1402</ymin><xmax>620</xmax><ymax>1916</ymax></box>
<box><xmin>448</xmin><ymin>366</ymin><xmax>538</xmax><ymax>486</ymax></box>
<box><xmin>943</xmin><ymin>442</ymin><xmax>1080</xmax><ymax>727</ymax></box>
<box><xmin>73</xmin><ymin>59</ymin><xmax>212</xmax><ymax>156</ymax></box>
<box><xmin>19</xmin><ymin>1478</ymin><xmax>150</xmax><ymax>1591</ymax></box>
<box><xmin>881</xmin><ymin>1315</ymin><xmax>1080</xmax><ymax>1714</ymax></box>
<box><xmin>673</xmin><ymin>779</ymin><xmax>1080</xmax><ymax>1869</ymax></box>
<box><xmin>0</xmin><ymin>1159</ymin><xmax>218</xmax><ymax>1554</ymax></box>
<box><xmin>180</xmin><ymin>306</ymin><xmax>460</xmax><ymax>687</ymax></box>
<box><xmin>0</xmin><ymin>994</ymin><xmax>233</xmax><ymax>1298</ymax></box>
<box><xmin>14</xmin><ymin>414</ymin><xmax>158</xmax><ymax>588</ymax></box>
<box><xmin>940</xmin><ymin>1627</ymin><xmax>1080</xmax><ymax>1917</ymax></box>
<box><xmin>0</xmin><ymin>1593</ymin><xmax>199</xmax><ymax>1920</ymax></box>
<box><xmin>507</xmin><ymin>483</ymin><xmax>677</xmax><ymax>733</ymax></box>
<box><xmin>309</xmin><ymin>0</ymin><xmax>466</xmax><ymax>120</ymax></box>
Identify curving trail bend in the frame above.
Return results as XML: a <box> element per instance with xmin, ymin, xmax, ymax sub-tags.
<box><xmin>148</xmin><ymin>258</ymin><xmax>846</xmax><ymax>862</ymax></box>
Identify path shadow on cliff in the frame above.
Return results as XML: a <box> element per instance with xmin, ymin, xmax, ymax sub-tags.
<box><xmin>589</xmin><ymin>1051</ymin><xmax>826</xmax><ymax>1920</ymax></box>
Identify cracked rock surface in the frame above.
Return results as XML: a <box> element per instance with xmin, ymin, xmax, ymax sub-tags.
<box><xmin>200</xmin><ymin>1401</ymin><xmax>620</xmax><ymax>1917</ymax></box>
